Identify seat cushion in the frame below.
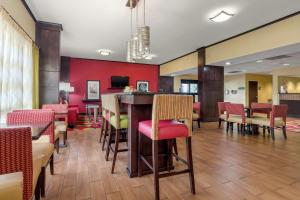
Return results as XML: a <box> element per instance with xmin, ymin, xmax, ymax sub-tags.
<box><xmin>32</xmin><ymin>155</ymin><xmax>43</xmax><ymax>195</ymax></box>
<box><xmin>32</xmin><ymin>143</ymin><xmax>54</xmax><ymax>167</ymax></box>
<box><xmin>251</xmin><ymin>117</ymin><xmax>285</xmax><ymax>127</ymax></box>
<box><xmin>55</xmin><ymin>121</ymin><xmax>67</xmax><ymax>132</ymax></box>
<box><xmin>227</xmin><ymin>115</ymin><xmax>252</xmax><ymax>124</ymax></box>
<box><xmin>110</xmin><ymin>114</ymin><xmax>128</xmax><ymax>129</ymax></box>
<box><xmin>54</xmin><ymin>129</ymin><xmax>60</xmax><ymax>141</ymax></box>
<box><xmin>219</xmin><ymin>114</ymin><xmax>227</xmax><ymax>120</ymax></box>
<box><xmin>138</xmin><ymin>120</ymin><xmax>189</xmax><ymax>140</ymax></box>
<box><xmin>0</xmin><ymin>172</ymin><xmax>23</xmax><ymax>200</ymax></box>
<box><xmin>192</xmin><ymin>113</ymin><xmax>199</xmax><ymax>119</ymax></box>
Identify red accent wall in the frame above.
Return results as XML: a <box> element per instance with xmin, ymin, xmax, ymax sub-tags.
<box><xmin>69</xmin><ymin>58</ymin><xmax>159</xmax><ymax>113</ymax></box>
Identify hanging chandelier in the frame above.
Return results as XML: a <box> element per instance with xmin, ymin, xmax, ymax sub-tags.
<box><xmin>126</xmin><ymin>0</ymin><xmax>150</xmax><ymax>63</ymax></box>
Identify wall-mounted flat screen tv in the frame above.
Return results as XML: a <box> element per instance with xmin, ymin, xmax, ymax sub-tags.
<box><xmin>111</xmin><ymin>76</ymin><xmax>129</xmax><ymax>88</ymax></box>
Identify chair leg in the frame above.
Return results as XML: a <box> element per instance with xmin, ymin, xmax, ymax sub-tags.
<box><xmin>63</xmin><ymin>131</ymin><xmax>67</xmax><ymax>146</ymax></box>
<box><xmin>152</xmin><ymin>140</ymin><xmax>160</xmax><ymax>200</ymax></box>
<box><xmin>35</xmin><ymin>173</ymin><xmax>41</xmax><ymax>200</ymax></box>
<box><xmin>55</xmin><ymin>138</ymin><xmax>59</xmax><ymax>154</ymax></box>
<box><xmin>186</xmin><ymin>137</ymin><xmax>196</xmax><ymax>194</ymax></box>
<box><xmin>282</xmin><ymin>126</ymin><xmax>287</xmax><ymax>139</ymax></box>
<box><xmin>50</xmin><ymin>154</ymin><xmax>54</xmax><ymax>175</ymax></box>
<box><xmin>111</xmin><ymin>129</ymin><xmax>120</xmax><ymax>174</ymax></box>
<box><xmin>237</xmin><ymin>123</ymin><xmax>240</xmax><ymax>133</ymax></box>
<box><xmin>105</xmin><ymin>127</ymin><xmax>113</xmax><ymax>161</ymax></box>
<box><xmin>271</xmin><ymin>128</ymin><xmax>275</xmax><ymax>140</ymax></box>
<box><xmin>41</xmin><ymin>167</ymin><xmax>46</xmax><ymax>197</ymax></box>
<box><xmin>218</xmin><ymin>118</ymin><xmax>222</xmax><ymax>128</ymax></box>
<box><xmin>173</xmin><ymin>138</ymin><xmax>179</xmax><ymax>161</ymax></box>
<box><xmin>263</xmin><ymin>126</ymin><xmax>266</xmax><ymax>135</ymax></box>
<box><xmin>230</xmin><ymin>123</ymin><xmax>234</xmax><ymax>133</ymax></box>
<box><xmin>197</xmin><ymin>119</ymin><xmax>200</xmax><ymax>128</ymax></box>
<box><xmin>102</xmin><ymin>122</ymin><xmax>110</xmax><ymax>151</ymax></box>
<box><xmin>226</xmin><ymin>122</ymin><xmax>230</xmax><ymax>133</ymax></box>
<box><xmin>138</xmin><ymin>133</ymin><xmax>142</xmax><ymax>177</ymax></box>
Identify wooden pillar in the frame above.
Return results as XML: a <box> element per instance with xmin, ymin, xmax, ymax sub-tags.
<box><xmin>198</xmin><ymin>48</ymin><xmax>224</xmax><ymax>122</ymax></box>
<box><xmin>36</xmin><ymin>21</ymin><xmax>63</xmax><ymax>105</ymax></box>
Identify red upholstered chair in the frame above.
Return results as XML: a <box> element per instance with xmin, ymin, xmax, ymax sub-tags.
<box><xmin>7</xmin><ymin>111</ymin><xmax>55</xmax><ymax>197</ymax></box>
<box><xmin>42</xmin><ymin>104</ymin><xmax>68</xmax><ymax>147</ymax></box>
<box><xmin>250</xmin><ymin>103</ymin><xmax>272</xmax><ymax>118</ymax></box>
<box><xmin>252</xmin><ymin>105</ymin><xmax>287</xmax><ymax>140</ymax></box>
<box><xmin>192</xmin><ymin>102</ymin><xmax>201</xmax><ymax>128</ymax></box>
<box><xmin>226</xmin><ymin>103</ymin><xmax>252</xmax><ymax>135</ymax></box>
<box><xmin>67</xmin><ymin>105</ymin><xmax>79</xmax><ymax>127</ymax></box>
<box><xmin>138</xmin><ymin>95</ymin><xmax>195</xmax><ymax>200</ymax></box>
<box><xmin>0</xmin><ymin>127</ymin><xmax>44</xmax><ymax>200</ymax></box>
<box><xmin>217</xmin><ymin>102</ymin><xmax>229</xmax><ymax>128</ymax></box>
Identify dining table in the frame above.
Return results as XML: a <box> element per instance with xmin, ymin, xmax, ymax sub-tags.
<box><xmin>0</xmin><ymin>122</ymin><xmax>51</xmax><ymax>140</ymax></box>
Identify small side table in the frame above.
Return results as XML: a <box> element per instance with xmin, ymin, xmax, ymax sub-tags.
<box><xmin>86</xmin><ymin>104</ymin><xmax>100</xmax><ymax>122</ymax></box>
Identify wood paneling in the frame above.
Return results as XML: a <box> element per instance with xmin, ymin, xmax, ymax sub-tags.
<box><xmin>198</xmin><ymin>48</ymin><xmax>224</xmax><ymax>122</ymax></box>
<box><xmin>158</xmin><ymin>76</ymin><xmax>174</xmax><ymax>93</ymax></box>
<box><xmin>36</xmin><ymin>21</ymin><xmax>62</xmax><ymax>105</ymax></box>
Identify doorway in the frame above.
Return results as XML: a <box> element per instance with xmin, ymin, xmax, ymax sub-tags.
<box><xmin>248</xmin><ymin>81</ymin><xmax>258</xmax><ymax>105</ymax></box>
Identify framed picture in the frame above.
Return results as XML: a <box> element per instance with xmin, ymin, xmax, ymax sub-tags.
<box><xmin>136</xmin><ymin>80</ymin><xmax>149</xmax><ymax>92</ymax></box>
<box><xmin>86</xmin><ymin>80</ymin><xmax>100</xmax><ymax>100</ymax></box>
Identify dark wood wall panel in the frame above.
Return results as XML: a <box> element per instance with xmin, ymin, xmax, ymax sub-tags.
<box><xmin>36</xmin><ymin>21</ymin><xmax>62</xmax><ymax>105</ymax></box>
<box><xmin>198</xmin><ymin>48</ymin><xmax>224</xmax><ymax>122</ymax></box>
<box><xmin>158</xmin><ymin>76</ymin><xmax>174</xmax><ymax>93</ymax></box>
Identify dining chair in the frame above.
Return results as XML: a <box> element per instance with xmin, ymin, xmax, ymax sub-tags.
<box><xmin>138</xmin><ymin>95</ymin><xmax>195</xmax><ymax>200</ymax></box>
<box><xmin>0</xmin><ymin>127</ymin><xmax>44</xmax><ymax>200</ymax></box>
<box><xmin>7</xmin><ymin>111</ymin><xmax>55</xmax><ymax>197</ymax></box>
<box><xmin>217</xmin><ymin>102</ymin><xmax>229</xmax><ymax>128</ymax></box>
<box><xmin>101</xmin><ymin>94</ymin><xmax>128</xmax><ymax>174</ymax></box>
<box><xmin>226</xmin><ymin>103</ymin><xmax>252</xmax><ymax>135</ymax></box>
<box><xmin>251</xmin><ymin>105</ymin><xmax>287</xmax><ymax>140</ymax></box>
<box><xmin>192</xmin><ymin>102</ymin><xmax>201</xmax><ymax>128</ymax></box>
<box><xmin>42</xmin><ymin>104</ymin><xmax>69</xmax><ymax>147</ymax></box>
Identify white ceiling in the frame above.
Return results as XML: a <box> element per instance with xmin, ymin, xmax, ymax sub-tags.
<box><xmin>25</xmin><ymin>0</ymin><xmax>300</xmax><ymax>64</ymax></box>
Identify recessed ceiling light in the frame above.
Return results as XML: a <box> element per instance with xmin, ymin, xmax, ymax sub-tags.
<box><xmin>256</xmin><ymin>60</ymin><xmax>263</xmax><ymax>63</ymax></box>
<box><xmin>96</xmin><ymin>49</ymin><xmax>112</xmax><ymax>56</ymax></box>
<box><xmin>225</xmin><ymin>62</ymin><xmax>231</xmax><ymax>66</ymax></box>
<box><xmin>283</xmin><ymin>63</ymin><xmax>290</xmax><ymax>66</ymax></box>
<box><xmin>209</xmin><ymin>11</ymin><xmax>234</xmax><ymax>23</ymax></box>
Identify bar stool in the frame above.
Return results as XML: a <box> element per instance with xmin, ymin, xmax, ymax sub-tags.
<box><xmin>101</xmin><ymin>94</ymin><xmax>128</xmax><ymax>174</ymax></box>
<box><xmin>138</xmin><ymin>95</ymin><xmax>195</xmax><ymax>200</ymax></box>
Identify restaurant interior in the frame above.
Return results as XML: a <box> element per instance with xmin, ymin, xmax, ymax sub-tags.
<box><xmin>1</xmin><ymin>0</ymin><xmax>300</xmax><ymax>200</ymax></box>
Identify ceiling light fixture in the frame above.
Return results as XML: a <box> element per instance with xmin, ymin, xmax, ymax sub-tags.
<box><xmin>283</xmin><ymin>63</ymin><xmax>290</xmax><ymax>66</ymax></box>
<box><xmin>225</xmin><ymin>62</ymin><xmax>231</xmax><ymax>66</ymax></box>
<box><xmin>210</xmin><ymin>11</ymin><xmax>234</xmax><ymax>23</ymax></box>
<box><xmin>144</xmin><ymin>54</ymin><xmax>156</xmax><ymax>60</ymax></box>
<box><xmin>256</xmin><ymin>60</ymin><xmax>263</xmax><ymax>63</ymax></box>
<box><xmin>97</xmin><ymin>49</ymin><xmax>112</xmax><ymax>56</ymax></box>
<box><xmin>126</xmin><ymin>0</ymin><xmax>151</xmax><ymax>63</ymax></box>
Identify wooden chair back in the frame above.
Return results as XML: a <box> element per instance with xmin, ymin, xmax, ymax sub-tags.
<box><xmin>151</xmin><ymin>95</ymin><xmax>193</xmax><ymax>140</ymax></box>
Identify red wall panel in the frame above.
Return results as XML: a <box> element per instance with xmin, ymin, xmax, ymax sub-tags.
<box><xmin>69</xmin><ymin>58</ymin><xmax>159</xmax><ymax>112</ymax></box>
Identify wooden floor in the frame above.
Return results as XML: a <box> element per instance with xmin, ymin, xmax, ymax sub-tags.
<box><xmin>44</xmin><ymin>123</ymin><xmax>300</xmax><ymax>200</ymax></box>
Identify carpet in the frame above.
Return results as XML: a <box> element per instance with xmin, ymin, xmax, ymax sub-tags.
<box><xmin>69</xmin><ymin>115</ymin><xmax>102</xmax><ymax>130</ymax></box>
<box><xmin>286</xmin><ymin>120</ymin><xmax>300</xmax><ymax>133</ymax></box>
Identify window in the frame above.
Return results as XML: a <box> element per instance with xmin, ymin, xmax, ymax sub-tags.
<box><xmin>180</xmin><ymin>80</ymin><xmax>198</xmax><ymax>94</ymax></box>
<box><xmin>0</xmin><ymin>8</ymin><xmax>33</xmax><ymax>122</ymax></box>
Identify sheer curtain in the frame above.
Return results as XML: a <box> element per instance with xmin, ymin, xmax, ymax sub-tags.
<box><xmin>0</xmin><ymin>8</ymin><xmax>33</xmax><ymax>122</ymax></box>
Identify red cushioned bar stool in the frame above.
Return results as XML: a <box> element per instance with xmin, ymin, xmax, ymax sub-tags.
<box><xmin>138</xmin><ymin>94</ymin><xmax>195</xmax><ymax>200</ymax></box>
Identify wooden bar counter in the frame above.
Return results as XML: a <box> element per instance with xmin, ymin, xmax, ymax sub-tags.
<box><xmin>120</xmin><ymin>92</ymin><xmax>174</xmax><ymax>178</ymax></box>
<box><xmin>279</xmin><ymin>93</ymin><xmax>300</xmax><ymax>117</ymax></box>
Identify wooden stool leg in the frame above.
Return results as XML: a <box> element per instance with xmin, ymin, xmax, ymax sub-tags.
<box><xmin>152</xmin><ymin>140</ymin><xmax>160</xmax><ymax>200</ymax></box>
<box><xmin>99</xmin><ymin>118</ymin><xmax>106</xmax><ymax>143</ymax></box>
<box><xmin>186</xmin><ymin>137</ymin><xmax>195</xmax><ymax>194</ymax></box>
<box><xmin>102</xmin><ymin>122</ymin><xmax>110</xmax><ymax>151</ymax></box>
<box><xmin>105</xmin><ymin>127</ymin><xmax>113</xmax><ymax>161</ymax></box>
<box><xmin>63</xmin><ymin>131</ymin><xmax>67</xmax><ymax>145</ymax></box>
<box><xmin>197</xmin><ymin>119</ymin><xmax>200</xmax><ymax>128</ymax></box>
<box><xmin>111</xmin><ymin>129</ymin><xmax>120</xmax><ymax>174</ymax></box>
<box><xmin>50</xmin><ymin>154</ymin><xmax>54</xmax><ymax>175</ymax></box>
